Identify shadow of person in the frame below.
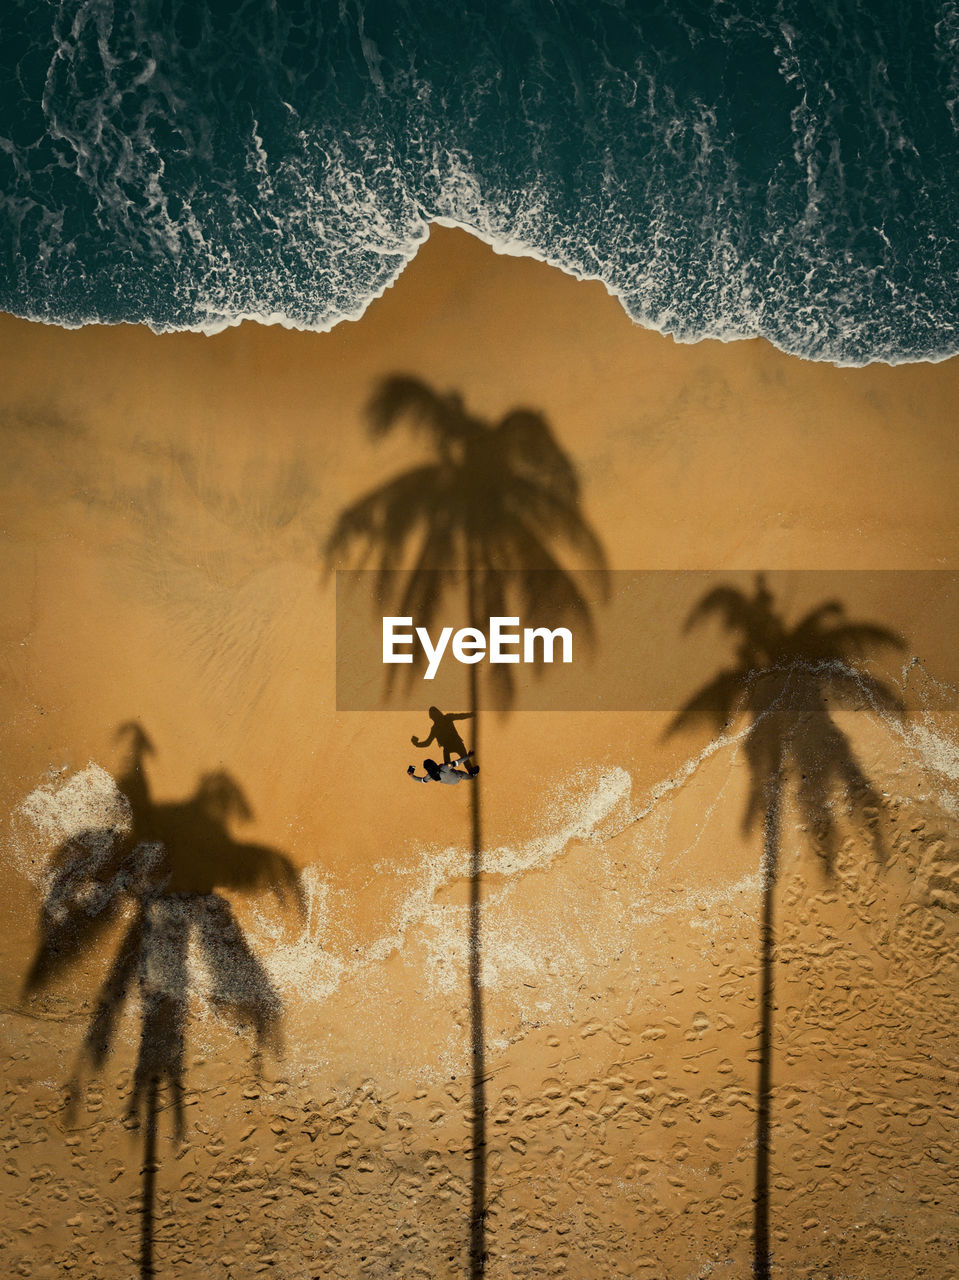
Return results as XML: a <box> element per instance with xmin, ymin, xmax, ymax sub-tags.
<box><xmin>412</xmin><ymin>706</ymin><xmax>474</xmax><ymax>764</ymax></box>
<box><xmin>22</xmin><ymin>722</ymin><xmax>304</xmax><ymax>1280</ymax></box>
<box><xmin>667</xmin><ymin>573</ymin><xmax>905</xmax><ymax>1280</ymax></box>
<box><xmin>325</xmin><ymin>374</ymin><xmax>608</xmax><ymax>1279</ymax></box>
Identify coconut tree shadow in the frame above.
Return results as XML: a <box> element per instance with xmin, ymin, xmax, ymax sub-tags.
<box><xmin>23</xmin><ymin>722</ymin><xmax>304</xmax><ymax>1280</ymax></box>
<box><xmin>667</xmin><ymin>574</ymin><xmax>905</xmax><ymax>1280</ymax></box>
<box><xmin>325</xmin><ymin>374</ymin><xmax>608</xmax><ymax>1278</ymax></box>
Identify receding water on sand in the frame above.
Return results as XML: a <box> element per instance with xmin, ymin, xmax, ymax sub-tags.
<box><xmin>13</xmin><ymin>684</ymin><xmax>958</xmax><ymax>1083</ymax></box>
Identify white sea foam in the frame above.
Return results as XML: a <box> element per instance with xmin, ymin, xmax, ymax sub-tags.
<box><xmin>245</xmin><ymin>765</ymin><xmax>633</xmax><ymax>1012</ymax></box>
<box><xmin>248</xmin><ymin>866</ymin><xmax>347</xmax><ymax>1010</ymax></box>
<box><xmin>11</xmin><ymin>762</ymin><xmax>131</xmax><ymax>887</ymax></box>
<box><xmin>10</xmin><ymin>683</ymin><xmax>959</xmax><ymax>1073</ymax></box>
<box><xmin>6</xmin><ymin>0</ymin><xmax>959</xmax><ymax>364</ymax></box>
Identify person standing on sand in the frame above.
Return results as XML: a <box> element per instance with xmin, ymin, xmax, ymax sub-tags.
<box><xmin>408</xmin><ymin>754</ymin><xmax>479</xmax><ymax>784</ymax></box>
<box><xmin>411</xmin><ymin>706</ymin><xmax>473</xmax><ymax>764</ymax></box>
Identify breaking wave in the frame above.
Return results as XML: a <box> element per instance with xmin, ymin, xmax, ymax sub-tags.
<box><xmin>1</xmin><ymin>1</ymin><xmax>959</xmax><ymax>363</ymax></box>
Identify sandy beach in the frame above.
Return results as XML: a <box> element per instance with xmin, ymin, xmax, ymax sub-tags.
<box><xmin>2</xmin><ymin>226</ymin><xmax>958</xmax><ymax>1278</ymax></box>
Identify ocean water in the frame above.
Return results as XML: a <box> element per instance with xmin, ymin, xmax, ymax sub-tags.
<box><xmin>1</xmin><ymin>1</ymin><xmax>958</xmax><ymax>363</ymax></box>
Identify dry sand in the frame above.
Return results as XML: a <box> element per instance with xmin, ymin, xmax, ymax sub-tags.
<box><xmin>1</xmin><ymin>227</ymin><xmax>958</xmax><ymax>1278</ymax></box>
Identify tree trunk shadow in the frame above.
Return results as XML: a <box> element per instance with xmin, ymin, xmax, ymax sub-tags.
<box><xmin>753</xmin><ymin>786</ymin><xmax>780</xmax><ymax>1280</ymax></box>
<box><xmin>468</xmin><ymin>666</ymin><xmax>487</xmax><ymax>1280</ymax></box>
<box><xmin>141</xmin><ymin>1074</ymin><xmax>159</xmax><ymax>1280</ymax></box>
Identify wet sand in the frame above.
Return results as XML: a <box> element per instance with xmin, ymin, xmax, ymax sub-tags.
<box><xmin>1</xmin><ymin>227</ymin><xmax>958</xmax><ymax>1277</ymax></box>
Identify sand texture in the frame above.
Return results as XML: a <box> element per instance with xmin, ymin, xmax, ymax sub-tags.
<box><xmin>2</xmin><ymin>229</ymin><xmax>959</xmax><ymax>1278</ymax></box>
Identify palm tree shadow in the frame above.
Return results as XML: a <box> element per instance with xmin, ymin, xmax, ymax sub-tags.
<box><xmin>325</xmin><ymin>374</ymin><xmax>608</xmax><ymax>1278</ymax></box>
<box><xmin>22</xmin><ymin>722</ymin><xmax>304</xmax><ymax>1280</ymax></box>
<box><xmin>667</xmin><ymin>574</ymin><xmax>905</xmax><ymax>1280</ymax></box>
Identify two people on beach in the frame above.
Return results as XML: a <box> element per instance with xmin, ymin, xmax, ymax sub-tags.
<box><xmin>407</xmin><ymin>706</ymin><xmax>479</xmax><ymax>784</ymax></box>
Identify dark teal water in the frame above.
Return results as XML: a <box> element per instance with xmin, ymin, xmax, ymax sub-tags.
<box><xmin>1</xmin><ymin>1</ymin><xmax>958</xmax><ymax>363</ymax></box>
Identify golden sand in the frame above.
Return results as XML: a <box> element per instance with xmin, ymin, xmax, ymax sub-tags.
<box><xmin>1</xmin><ymin>227</ymin><xmax>958</xmax><ymax>1278</ymax></box>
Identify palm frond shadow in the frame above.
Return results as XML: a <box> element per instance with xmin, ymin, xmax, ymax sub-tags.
<box><xmin>324</xmin><ymin>374</ymin><xmax>608</xmax><ymax>1278</ymax></box>
<box><xmin>668</xmin><ymin>574</ymin><xmax>905</xmax><ymax>1280</ymax></box>
<box><xmin>325</xmin><ymin>374</ymin><xmax>609</xmax><ymax>711</ymax></box>
<box><xmin>23</xmin><ymin>722</ymin><xmax>304</xmax><ymax>1279</ymax></box>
